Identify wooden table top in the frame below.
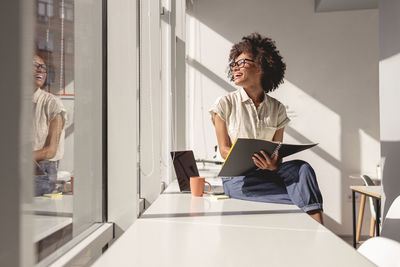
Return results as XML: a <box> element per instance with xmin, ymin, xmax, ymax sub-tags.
<box><xmin>350</xmin><ymin>185</ymin><xmax>382</xmax><ymax>199</ymax></box>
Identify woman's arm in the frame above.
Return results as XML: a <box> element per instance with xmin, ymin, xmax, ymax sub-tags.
<box><xmin>273</xmin><ymin>127</ymin><xmax>285</xmax><ymax>165</ymax></box>
<box><xmin>272</xmin><ymin>127</ymin><xmax>284</xmax><ymax>142</ymax></box>
<box><xmin>214</xmin><ymin>114</ymin><xmax>232</xmax><ymax>160</ymax></box>
<box><xmin>34</xmin><ymin>114</ymin><xmax>64</xmax><ymax>161</ymax></box>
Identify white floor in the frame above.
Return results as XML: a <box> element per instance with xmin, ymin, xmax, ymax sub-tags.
<box><xmin>93</xmin><ymin>180</ymin><xmax>375</xmax><ymax>267</ymax></box>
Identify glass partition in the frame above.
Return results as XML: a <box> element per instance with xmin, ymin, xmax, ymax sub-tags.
<box><xmin>33</xmin><ymin>0</ymin><xmax>104</xmax><ymax>263</ymax></box>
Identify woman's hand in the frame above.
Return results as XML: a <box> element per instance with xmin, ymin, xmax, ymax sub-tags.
<box><xmin>252</xmin><ymin>150</ymin><xmax>279</xmax><ymax>171</ymax></box>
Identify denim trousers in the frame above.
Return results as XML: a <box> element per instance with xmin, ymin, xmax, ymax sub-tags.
<box><xmin>222</xmin><ymin>160</ymin><xmax>323</xmax><ymax>212</ymax></box>
<box><xmin>35</xmin><ymin>160</ymin><xmax>58</xmax><ymax>196</ymax></box>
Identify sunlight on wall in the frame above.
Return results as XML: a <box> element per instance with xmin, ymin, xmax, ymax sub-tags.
<box><xmin>379</xmin><ymin>52</ymin><xmax>400</xmax><ymax>142</ymax></box>
<box><xmin>270</xmin><ymin>79</ymin><xmax>342</xmax><ymax>162</ymax></box>
<box><xmin>187</xmin><ymin>14</ymin><xmax>235</xmax><ymax>154</ymax></box>
<box><xmin>187</xmin><ymin>14</ymin><xmax>196</xmax><ymax>149</ymax></box>
<box><xmin>185</xmin><ymin>11</ymin><xmax>380</xmax><ymax>228</ymax></box>
<box><xmin>359</xmin><ymin>129</ymin><xmax>381</xmax><ymax>177</ymax></box>
<box><xmin>185</xmin><ymin>16</ymin><xmax>347</xmax><ymax>225</ymax></box>
<box><xmin>270</xmin><ymin>80</ymin><xmax>343</xmax><ymax>224</ymax></box>
<box><xmin>187</xmin><ymin>14</ymin><xmax>232</xmax><ymax>80</ymax></box>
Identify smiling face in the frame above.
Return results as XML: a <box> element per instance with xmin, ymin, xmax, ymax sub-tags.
<box><xmin>33</xmin><ymin>55</ymin><xmax>47</xmax><ymax>90</ymax></box>
<box><xmin>232</xmin><ymin>52</ymin><xmax>262</xmax><ymax>88</ymax></box>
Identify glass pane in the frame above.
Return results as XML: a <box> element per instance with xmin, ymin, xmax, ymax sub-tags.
<box><xmin>65</xmin><ymin>3</ymin><xmax>74</xmax><ymax>21</ymax></box>
<box><xmin>38</xmin><ymin>3</ymin><xmax>45</xmax><ymax>16</ymax></box>
<box><xmin>33</xmin><ymin>0</ymin><xmax>103</xmax><ymax>263</ymax></box>
<box><xmin>47</xmin><ymin>2</ymin><xmax>54</xmax><ymax>17</ymax></box>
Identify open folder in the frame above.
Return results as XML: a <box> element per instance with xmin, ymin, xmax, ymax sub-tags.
<box><xmin>218</xmin><ymin>138</ymin><xmax>317</xmax><ymax>177</ymax></box>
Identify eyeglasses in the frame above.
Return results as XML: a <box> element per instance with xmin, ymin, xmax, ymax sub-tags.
<box><xmin>229</xmin><ymin>58</ymin><xmax>255</xmax><ymax>70</ymax></box>
<box><xmin>33</xmin><ymin>61</ymin><xmax>47</xmax><ymax>73</ymax></box>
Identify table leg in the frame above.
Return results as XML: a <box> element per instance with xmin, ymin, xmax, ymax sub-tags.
<box><xmin>356</xmin><ymin>194</ymin><xmax>366</xmax><ymax>242</ymax></box>
<box><xmin>370</xmin><ymin>216</ymin><xmax>376</xmax><ymax>237</ymax></box>
<box><xmin>352</xmin><ymin>190</ymin><xmax>356</xmax><ymax>248</ymax></box>
<box><xmin>375</xmin><ymin>198</ymin><xmax>380</xmax><ymax>236</ymax></box>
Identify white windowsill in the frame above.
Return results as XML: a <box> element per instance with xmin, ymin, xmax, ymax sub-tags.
<box><xmin>92</xmin><ymin>180</ymin><xmax>374</xmax><ymax>267</ymax></box>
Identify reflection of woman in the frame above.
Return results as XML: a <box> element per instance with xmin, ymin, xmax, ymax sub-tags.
<box><xmin>33</xmin><ymin>55</ymin><xmax>67</xmax><ymax>196</ymax></box>
<box><xmin>209</xmin><ymin>33</ymin><xmax>323</xmax><ymax>223</ymax></box>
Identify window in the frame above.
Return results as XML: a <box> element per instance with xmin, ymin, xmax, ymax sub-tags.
<box><xmin>37</xmin><ymin>31</ymin><xmax>54</xmax><ymax>51</ymax></box>
<box><xmin>60</xmin><ymin>2</ymin><xmax>74</xmax><ymax>21</ymax></box>
<box><xmin>33</xmin><ymin>0</ymin><xmax>104</xmax><ymax>263</ymax></box>
<box><xmin>65</xmin><ymin>36</ymin><xmax>74</xmax><ymax>54</ymax></box>
<box><xmin>37</xmin><ymin>0</ymin><xmax>54</xmax><ymax>22</ymax></box>
<box><xmin>3</xmin><ymin>0</ymin><xmax>139</xmax><ymax>265</ymax></box>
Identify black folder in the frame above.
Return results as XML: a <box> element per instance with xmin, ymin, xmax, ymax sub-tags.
<box><xmin>218</xmin><ymin>138</ymin><xmax>317</xmax><ymax>177</ymax></box>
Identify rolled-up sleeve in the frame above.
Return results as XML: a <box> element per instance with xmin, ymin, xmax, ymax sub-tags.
<box><xmin>209</xmin><ymin>96</ymin><xmax>230</xmax><ymax>125</ymax></box>
<box><xmin>276</xmin><ymin>103</ymin><xmax>290</xmax><ymax>129</ymax></box>
<box><xmin>47</xmin><ymin>97</ymin><xmax>67</xmax><ymax>126</ymax></box>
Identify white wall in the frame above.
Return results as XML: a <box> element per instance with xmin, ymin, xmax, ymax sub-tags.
<box><xmin>73</xmin><ymin>0</ymin><xmax>104</xmax><ymax>236</ymax></box>
<box><xmin>161</xmin><ymin>0</ymin><xmax>173</xmax><ymax>186</ymax></box>
<box><xmin>186</xmin><ymin>0</ymin><xmax>379</xmax><ymax>235</ymax></box>
<box><xmin>0</xmin><ymin>1</ymin><xmax>34</xmax><ymax>265</ymax></box>
<box><xmin>139</xmin><ymin>0</ymin><xmax>163</xmax><ymax>205</ymax></box>
<box><xmin>107</xmin><ymin>0</ymin><xmax>140</xmax><ymax>235</ymax></box>
<box><xmin>379</xmin><ymin>0</ymin><xmax>400</xmax><ymax>223</ymax></box>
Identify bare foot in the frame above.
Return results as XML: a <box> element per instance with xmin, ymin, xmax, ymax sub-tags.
<box><xmin>307</xmin><ymin>210</ymin><xmax>324</xmax><ymax>224</ymax></box>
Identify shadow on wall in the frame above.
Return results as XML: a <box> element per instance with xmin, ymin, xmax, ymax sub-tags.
<box><xmin>186</xmin><ymin>57</ymin><xmax>236</xmax><ymax>93</ymax></box>
<box><xmin>186</xmin><ymin>0</ymin><xmax>380</xmax><ymax>233</ymax></box>
<box><xmin>379</xmin><ymin>0</ymin><xmax>400</xmax><ymax>224</ymax></box>
<box><xmin>379</xmin><ymin>0</ymin><xmax>400</xmax><ymax>60</ymax></box>
<box><xmin>381</xmin><ymin>141</ymin><xmax>400</xmax><ymax>218</ymax></box>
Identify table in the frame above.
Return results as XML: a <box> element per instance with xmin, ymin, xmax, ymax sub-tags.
<box><xmin>350</xmin><ymin>185</ymin><xmax>382</xmax><ymax>248</ymax></box>
<box><xmin>93</xmin><ymin>181</ymin><xmax>375</xmax><ymax>267</ymax></box>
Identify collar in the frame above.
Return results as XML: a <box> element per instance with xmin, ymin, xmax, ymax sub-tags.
<box><xmin>239</xmin><ymin>88</ymin><xmax>251</xmax><ymax>102</ymax></box>
<box><xmin>33</xmin><ymin>88</ymin><xmax>43</xmax><ymax>103</ymax></box>
<box><xmin>240</xmin><ymin>88</ymin><xmax>268</xmax><ymax>104</ymax></box>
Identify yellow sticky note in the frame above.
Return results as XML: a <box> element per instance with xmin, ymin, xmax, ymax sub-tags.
<box><xmin>43</xmin><ymin>192</ymin><xmax>63</xmax><ymax>199</ymax></box>
<box><xmin>214</xmin><ymin>195</ymin><xmax>229</xmax><ymax>200</ymax></box>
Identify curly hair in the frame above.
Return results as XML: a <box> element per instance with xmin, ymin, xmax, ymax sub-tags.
<box><xmin>228</xmin><ymin>33</ymin><xmax>286</xmax><ymax>92</ymax></box>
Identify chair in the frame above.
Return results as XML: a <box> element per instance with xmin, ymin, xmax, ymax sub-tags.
<box><xmin>358</xmin><ymin>237</ymin><xmax>400</xmax><ymax>267</ymax></box>
<box><xmin>356</xmin><ymin>175</ymin><xmax>378</xmax><ymax>242</ymax></box>
<box><xmin>381</xmin><ymin>195</ymin><xmax>400</xmax><ymax>243</ymax></box>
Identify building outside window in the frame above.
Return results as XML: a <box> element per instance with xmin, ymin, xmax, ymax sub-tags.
<box><xmin>60</xmin><ymin>2</ymin><xmax>74</xmax><ymax>21</ymax></box>
<box><xmin>38</xmin><ymin>0</ymin><xmax>54</xmax><ymax>22</ymax></box>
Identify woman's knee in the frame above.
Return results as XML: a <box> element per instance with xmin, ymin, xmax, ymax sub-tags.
<box><xmin>282</xmin><ymin>159</ymin><xmax>307</xmax><ymax>167</ymax></box>
<box><xmin>299</xmin><ymin>161</ymin><xmax>313</xmax><ymax>173</ymax></box>
<box><xmin>298</xmin><ymin>162</ymin><xmax>318</xmax><ymax>184</ymax></box>
<box><xmin>280</xmin><ymin>160</ymin><xmax>311</xmax><ymax>173</ymax></box>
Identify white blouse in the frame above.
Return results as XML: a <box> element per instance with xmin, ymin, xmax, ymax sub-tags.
<box><xmin>33</xmin><ymin>88</ymin><xmax>67</xmax><ymax>161</ymax></box>
<box><xmin>209</xmin><ymin>88</ymin><xmax>290</xmax><ymax>144</ymax></box>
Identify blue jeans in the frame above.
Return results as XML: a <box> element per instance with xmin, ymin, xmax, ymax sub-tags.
<box><xmin>222</xmin><ymin>160</ymin><xmax>323</xmax><ymax>212</ymax></box>
<box><xmin>35</xmin><ymin>161</ymin><xmax>58</xmax><ymax>196</ymax></box>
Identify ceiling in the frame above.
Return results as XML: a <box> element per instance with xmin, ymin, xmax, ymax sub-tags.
<box><xmin>315</xmin><ymin>0</ymin><xmax>378</xmax><ymax>12</ymax></box>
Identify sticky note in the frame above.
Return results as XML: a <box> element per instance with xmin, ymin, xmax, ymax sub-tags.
<box><xmin>43</xmin><ymin>192</ymin><xmax>63</xmax><ymax>199</ymax></box>
<box><xmin>214</xmin><ymin>195</ymin><xmax>229</xmax><ymax>200</ymax></box>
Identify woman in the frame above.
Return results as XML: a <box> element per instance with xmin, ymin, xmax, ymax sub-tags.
<box><xmin>209</xmin><ymin>33</ymin><xmax>323</xmax><ymax>223</ymax></box>
<box><xmin>33</xmin><ymin>54</ymin><xmax>67</xmax><ymax>196</ymax></box>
